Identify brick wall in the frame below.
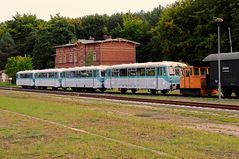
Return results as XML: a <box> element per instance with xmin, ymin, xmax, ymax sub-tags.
<box><xmin>100</xmin><ymin>41</ymin><xmax>135</xmax><ymax>65</ymax></box>
<box><xmin>55</xmin><ymin>39</ymin><xmax>138</xmax><ymax>68</ymax></box>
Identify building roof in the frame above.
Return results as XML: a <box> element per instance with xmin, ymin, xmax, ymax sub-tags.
<box><xmin>55</xmin><ymin>38</ymin><xmax>140</xmax><ymax>48</ymax></box>
<box><xmin>203</xmin><ymin>52</ymin><xmax>239</xmax><ymax>62</ymax></box>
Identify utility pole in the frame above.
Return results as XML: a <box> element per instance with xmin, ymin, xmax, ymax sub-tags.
<box><xmin>215</xmin><ymin>18</ymin><xmax>223</xmax><ymax>100</ymax></box>
<box><xmin>228</xmin><ymin>27</ymin><xmax>233</xmax><ymax>53</ymax></box>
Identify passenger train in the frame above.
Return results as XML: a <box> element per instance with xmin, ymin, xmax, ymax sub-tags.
<box><xmin>16</xmin><ymin>61</ymin><xmax>187</xmax><ymax>95</ymax></box>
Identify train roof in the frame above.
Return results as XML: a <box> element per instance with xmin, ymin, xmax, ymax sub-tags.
<box><xmin>203</xmin><ymin>52</ymin><xmax>239</xmax><ymax>62</ymax></box>
<box><xmin>17</xmin><ymin>68</ymin><xmax>65</xmax><ymax>74</ymax></box>
<box><xmin>17</xmin><ymin>70</ymin><xmax>35</xmax><ymax>74</ymax></box>
<box><xmin>107</xmin><ymin>61</ymin><xmax>187</xmax><ymax>69</ymax></box>
<box><xmin>63</xmin><ymin>65</ymin><xmax>108</xmax><ymax>71</ymax></box>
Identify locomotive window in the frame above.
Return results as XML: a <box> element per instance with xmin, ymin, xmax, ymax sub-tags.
<box><xmin>194</xmin><ymin>68</ymin><xmax>200</xmax><ymax>75</ymax></box>
<box><xmin>137</xmin><ymin>68</ymin><xmax>145</xmax><ymax>76</ymax></box>
<box><xmin>201</xmin><ymin>68</ymin><xmax>207</xmax><ymax>75</ymax></box>
<box><xmin>120</xmin><ymin>69</ymin><xmax>127</xmax><ymax>77</ymax></box>
<box><xmin>146</xmin><ymin>68</ymin><xmax>155</xmax><ymax>76</ymax></box>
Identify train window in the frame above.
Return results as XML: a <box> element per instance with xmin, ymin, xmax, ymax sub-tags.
<box><xmin>146</xmin><ymin>68</ymin><xmax>155</xmax><ymax>76</ymax></box>
<box><xmin>158</xmin><ymin>67</ymin><xmax>163</xmax><ymax>76</ymax></box>
<box><xmin>101</xmin><ymin>71</ymin><xmax>105</xmax><ymax>77</ymax></box>
<box><xmin>137</xmin><ymin>68</ymin><xmax>145</xmax><ymax>76</ymax></box>
<box><xmin>80</xmin><ymin>70</ymin><xmax>92</xmax><ymax>77</ymax></box>
<box><xmin>61</xmin><ymin>72</ymin><xmax>65</xmax><ymax>78</ymax></box>
<box><xmin>48</xmin><ymin>72</ymin><xmax>56</xmax><ymax>78</ymax></box>
<box><xmin>168</xmin><ymin>66</ymin><xmax>175</xmax><ymax>75</ymax></box>
<box><xmin>112</xmin><ymin>69</ymin><xmax>119</xmax><ymax>77</ymax></box>
<box><xmin>194</xmin><ymin>68</ymin><xmax>200</xmax><ymax>75</ymax></box>
<box><xmin>128</xmin><ymin>68</ymin><xmax>136</xmax><ymax>76</ymax></box>
<box><xmin>120</xmin><ymin>69</ymin><xmax>127</xmax><ymax>77</ymax></box>
<box><xmin>201</xmin><ymin>68</ymin><xmax>207</xmax><ymax>75</ymax></box>
<box><xmin>65</xmin><ymin>71</ymin><xmax>72</xmax><ymax>78</ymax></box>
<box><xmin>175</xmin><ymin>67</ymin><xmax>182</xmax><ymax>76</ymax></box>
<box><xmin>87</xmin><ymin>70</ymin><xmax>92</xmax><ymax>77</ymax></box>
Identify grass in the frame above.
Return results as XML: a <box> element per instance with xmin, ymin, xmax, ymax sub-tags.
<box><xmin>0</xmin><ymin>90</ymin><xmax>239</xmax><ymax>158</ymax></box>
<box><xmin>0</xmin><ymin>82</ymin><xmax>17</xmax><ymax>87</ymax></box>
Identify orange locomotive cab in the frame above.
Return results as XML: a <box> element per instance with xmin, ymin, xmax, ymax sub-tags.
<box><xmin>180</xmin><ymin>66</ymin><xmax>217</xmax><ymax>96</ymax></box>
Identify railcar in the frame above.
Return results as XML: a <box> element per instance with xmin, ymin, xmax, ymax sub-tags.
<box><xmin>34</xmin><ymin>68</ymin><xmax>64</xmax><ymax>90</ymax></box>
<box><xmin>16</xmin><ymin>70</ymin><xmax>35</xmax><ymax>88</ymax></box>
<box><xmin>60</xmin><ymin>66</ymin><xmax>107</xmax><ymax>92</ymax></box>
<box><xmin>104</xmin><ymin>61</ymin><xmax>187</xmax><ymax>94</ymax></box>
<box><xmin>180</xmin><ymin>52</ymin><xmax>239</xmax><ymax>98</ymax></box>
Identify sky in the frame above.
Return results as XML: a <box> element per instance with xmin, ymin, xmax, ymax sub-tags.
<box><xmin>0</xmin><ymin>0</ymin><xmax>177</xmax><ymax>22</ymax></box>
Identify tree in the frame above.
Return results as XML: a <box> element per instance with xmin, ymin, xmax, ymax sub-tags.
<box><xmin>85</xmin><ymin>49</ymin><xmax>94</xmax><ymax>66</ymax></box>
<box><xmin>81</xmin><ymin>14</ymin><xmax>109</xmax><ymax>40</ymax></box>
<box><xmin>5</xmin><ymin>56</ymin><xmax>33</xmax><ymax>82</ymax></box>
<box><xmin>6</xmin><ymin>13</ymin><xmax>44</xmax><ymax>56</ymax></box>
<box><xmin>0</xmin><ymin>32</ymin><xmax>18</xmax><ymax>70</ymax></box>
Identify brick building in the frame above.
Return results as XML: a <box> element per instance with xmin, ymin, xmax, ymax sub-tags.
<box><xmin>55</xmin><ymin>38</ymin><xmax>139</xmax><ymax>68</ymax></box>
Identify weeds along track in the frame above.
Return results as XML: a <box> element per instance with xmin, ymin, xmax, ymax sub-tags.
<box><xmin>1</xmin><ymin>87</ymin><xmax>239</xmax><ymax>111</ymax></box>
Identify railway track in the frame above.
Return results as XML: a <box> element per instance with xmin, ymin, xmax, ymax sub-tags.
<box><xmin>1</xmin><ymin>87</ymin><xmax>239</xmax><ymax>111</ymax></box>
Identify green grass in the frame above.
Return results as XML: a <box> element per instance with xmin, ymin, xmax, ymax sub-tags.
<box><xmin>0</xmin><ymin>90</ymin><xmax>239</xmax><ymax>158</ymax></box>
<box><xmin>0</xmin><ymin>82</ymin><xmax>17</xmax><ymax>87</ymax></box>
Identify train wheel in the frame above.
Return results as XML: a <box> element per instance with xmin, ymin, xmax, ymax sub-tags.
<box><xmin>234</xmin><ymin>89</ymin><xmax>239</xmax><ymax>98</ymax></box>
<box><xmin>150</xmin><ymin>89</ymin><xmax>157</xmax><ymax>95</ymax></box>
<box><xmin>52</xmin><ymin>87</ymin><xmax>58</xmax><ymax>91</ymax></box>
<box><xmin>131</xmin><ymin>89</ymin><xmax>137</xmax><ymax>94</ymax></box>
<box><xmin>71</xmin><ymin>87</ymin><xmax>77</xmax><ymax>92</ymax></box>
<box><xmin>120</xmin><ymin>88</ymin><xmax>127</xmax><ymax>94</ymax></box>
<box><xmin>99</xmin><ymin>88</ymin><xmax>106</xmax><ymax>92</ymax></box>
<box><xmin>161</xmin><ymin>90</ymin><xmax>169</xmax><ymax>95</ymax></box>
<box><xmin>222</xmin><ymin>88</ymin><xmax>232</xmax><ymax>98</ymax></box>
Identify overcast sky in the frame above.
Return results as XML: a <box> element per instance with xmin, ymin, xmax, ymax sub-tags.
<box><xmin>0</xmin><ymin>0</ymin><xmax>177</xmax><ymax>22</ymax></box>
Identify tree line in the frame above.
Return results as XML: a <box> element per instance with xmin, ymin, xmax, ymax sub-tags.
<box><xmin>0</xmin><ymin>0</ymin><xmax>238</xmax><ymax>71</ymax></box>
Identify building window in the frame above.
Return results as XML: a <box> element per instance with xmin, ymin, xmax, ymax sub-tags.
<box><xmin>63</xmin><ymin>55</ymin><xmax>66</xmax><ymax>63</ymax></box>
<box><xmin>93</xmin><ymin>52</ymin><xmax>96</xmax><ymax>61</ymax></box>
<box><xmin>59</xmin><ymin>54</ymin><xmax>62</xmax><ymax>63</ymax></box>
<box><xmin>69</xmin><ymin>53</ymin><xmax>73</xmax><ymax>63</ymax></box>
<box><xmin>74</xmin><ymin>52</ymin><xmax>77</xmax><ymax>62</ymax></box>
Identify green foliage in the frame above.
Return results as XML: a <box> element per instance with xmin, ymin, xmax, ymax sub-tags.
<box><xmin>81</xmin><ymin>14</ymin><xmax>109</xmax><ymax>40</ymax></box>
<box><xmin>0</xmin><ymin>32</ymin><xmax>18</xmax><ymax>70</ymax></box>
<box><xmin>85</xmin><ymin>49</ymin><xmax>94</xmax><ymax>66</ymax></box>
<box><xmin>5</xmin><ymin>56</ymin><xmax>33</xmax><ymax>82</ymax></box>
<box><xmin>1</xmin><ymin>1</ymin><xmax>239</xmax><ymax>68</ymax></box>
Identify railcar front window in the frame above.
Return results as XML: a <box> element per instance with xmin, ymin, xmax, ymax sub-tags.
<box><xmin>175</xmin><ymin>67</ymin><xmax>182</xmax><ymax>76</ymax></box>
<box><xmin>168</xmin><ymin>66</ymin><xmax>175</xmax><ymax>76</ymax></box>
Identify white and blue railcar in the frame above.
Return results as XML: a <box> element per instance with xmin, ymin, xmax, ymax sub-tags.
<box><xmin>16</xmin><ymin>70</ymin><xmax>35</xmax><ymax>88</ymax></box>
<box><xmin>34</xmin><ymin>68</ymin><xmax>64</xmax><ymax>89</ymax></box>
<box><xmin>60</xmin><ymin>66</ymin><xmax>107</xmax><ymax>91</ymax></box>
<box><xmin>104</xmin><ymin>61</ymin><xmax>187</xmax><ymax>94</ymax></box>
